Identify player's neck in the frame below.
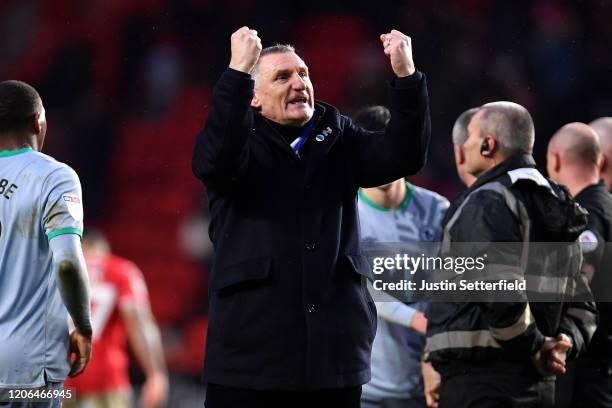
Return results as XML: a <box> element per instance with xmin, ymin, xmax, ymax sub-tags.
<box><xmin>362</xmin><ymin>182</ymin><xmax>407</xmax><ymax>210</ymax></box>
<box><xmin>0</xmin><ymin>134</ymin><xmax>35</xmax><ymax>152</ymax></box>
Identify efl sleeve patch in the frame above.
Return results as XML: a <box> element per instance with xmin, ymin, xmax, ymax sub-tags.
<box><xmin>579</xmin><ymin>230</ymin><xmax>599</xmax><ymax>253</ymax></box>
<box><xmin>43</xmin><ymin>166</ymin><xmax>84</xmax><ymax>239</ymax></box>
<box><xmin>61</xmin><ymin>193</ymin><xmax>84</xmax><ymax>221</ymax></box>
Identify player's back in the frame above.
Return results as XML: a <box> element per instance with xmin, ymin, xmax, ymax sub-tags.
<box><xmin>0</xmin><ymin>147</ymin><xmax>83</xmax><ymax>387</ymax></box>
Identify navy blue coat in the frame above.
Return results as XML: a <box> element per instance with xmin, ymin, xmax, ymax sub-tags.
<box><xmin>192</xmin><ymin>68</ymin><xmax>430</xmax><ymax>390</ymax></box>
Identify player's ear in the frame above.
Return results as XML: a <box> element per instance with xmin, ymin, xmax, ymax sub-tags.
<box><xmin>31</xmin><ymin>112</ymin><xmax>42</xmax><ymax>135</ymax></box>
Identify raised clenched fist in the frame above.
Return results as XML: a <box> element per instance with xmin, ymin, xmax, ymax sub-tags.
<box><xmin>380</xmin><ymin>29</ymin><xmax>416</xmax><ymax>78</ymax></box>
<box><xmin>229</xmin><ymin>26</ymin><xmax>262</xmax><ymax>74</ymax></box>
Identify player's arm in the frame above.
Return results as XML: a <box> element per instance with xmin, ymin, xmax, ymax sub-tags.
<box><xmin>367</xmin><ymin>281</ymin><xmax>426</xmax><ymax>333</ymax></box>
<box><xmin>43</xmin><ymin>165</ymin><xmax>92</xmax><ymax>377</ymax></box>
<box><xmin>49</xmin><ymin>234</ymin><xmax>92</xmax><ymax>377</ymax></box>
<box><xmin>192</xmin><ymin>26</ymin><xmax>261</xmax><ymax>185</ymax></box>
<box><xmin>118</xmin><ymin>269</ymin><xmax>168</xmax><ymax>408</ymax></box>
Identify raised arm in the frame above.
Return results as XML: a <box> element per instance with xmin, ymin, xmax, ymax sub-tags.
<box><xmin>347</xmin><ymin>29</ymin><xmax>430</xmax><ymax>188</ymax></box>
<box><xmin>192</xmin><ymin>26</ymin><xmax>262</xmax><ymax>185</ymax></box>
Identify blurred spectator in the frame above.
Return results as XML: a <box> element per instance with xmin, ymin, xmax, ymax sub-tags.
<box><xmin>65</xmin><ymin>229</ymin><xmax>168</xmax><ymax>408</ymax></box>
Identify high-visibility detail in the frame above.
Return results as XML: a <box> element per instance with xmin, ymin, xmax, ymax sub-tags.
<box><xmin>427</xmin><ymin>330</ymin><xmax>501</xmax><ymax>352</ymax></box>
<box><xmin>489</xmin><ymin>304</ymin><xmax>534</xmax><ymax>341</ymax></box>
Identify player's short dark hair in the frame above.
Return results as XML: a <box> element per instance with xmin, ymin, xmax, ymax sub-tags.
<box><xmin>353</xmin><ymin>105</ymin><xmax>391</xmax><ymax>132</ymax></box>
<box><xmin>0</xmin><ymin>80</ymin><xmax>43</xmax><ymax>134</ymax></box>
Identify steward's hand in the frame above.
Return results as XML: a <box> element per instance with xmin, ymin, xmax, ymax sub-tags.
<box><xmin>229</xmin><ymin>26</ymin><xmax>262</xmax><ymax>74</ymax></box>
<box><xmin>532</xmin><ymin>334</ymin><xmax>572</xmax><ymax>376</ymax></box>
<box><xmin>422</xmin><ymin>361</ymin><xmax>440</xmax><ymax>408</ymax></box>
<box><xmin>380</xmin><ymin>29</ymin><xmax>416</xmax><ymax>77</ymax></box>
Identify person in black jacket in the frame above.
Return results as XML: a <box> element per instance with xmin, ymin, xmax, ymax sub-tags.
<box><xmin>425</xmin><ymin>102</ymin><xmax>597</xmax><ymax>408</ymax></box>
<box><xmin>192</xmin><ymin>26</ymin><xmax>430</xmax><ymax>408</ymax></box>
<box><xmin>590</xmin><ymin>117</ymin><xmax>612</xmax><ymax>193</ymax></box>
<box><xmin>547</xmin><ymin>122</ymin><xmax>612</xmax><ymax>408</ymax></box>
<box><xmin>451</xmin><ymin>107</ymin><xmax>478</xmax><ymax>188</ymax></box>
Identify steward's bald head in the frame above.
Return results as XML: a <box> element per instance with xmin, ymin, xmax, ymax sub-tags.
<box><xmin>590</xmin><ymin>117</ymin><xmax>612</xmax><ymax>155</ymax></box>
<box><xmin>590</xmin><ymin>117</ymin><xmax>612</xmax><ymax>191</ymax></box>
<box><xmin>548</xmin><ymin>122</ymin><xmax>601</xmax><ymax>166</ymax></box>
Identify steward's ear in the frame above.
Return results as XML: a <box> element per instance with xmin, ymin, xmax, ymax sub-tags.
<box><xmin>485</xmin><ymin>136</ymin><xmax>496</xmax><ymax>156</ymax></box>
<box><xmin>599</xmin><ymin>154</ymin><xmax>607</xmax><ymax>174</ymax></box>
<box><xmin>454</xmin><ymin>144</ymin><xmax>465</xmax><ymax>165</ymax></box>
<box><xmin>551</xmin><ymin>152</ymin><xmax>561</xmax><ymax>173</ymax></box>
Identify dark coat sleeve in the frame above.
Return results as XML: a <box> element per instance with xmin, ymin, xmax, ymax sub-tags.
<box><xmin>558</xmin><ymin>276</ymin><xmax>598</xmax><ymax>360</ymax></box>
<box><xmin>343</xmin><ymin>71</ymin><xmax>431</xmax><ymax>188</ymax></box>
<box><xmin>192</xmin><ymin>68</ymin><xmax>255</xmax><ymax>186</ymax></box>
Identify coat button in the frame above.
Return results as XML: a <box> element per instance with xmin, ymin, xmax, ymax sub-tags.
<box><xmin>307</xmin><ymin>304</ymin><xmax>317</xmax><ymax>313</ymax></box>
<box><xmin>305</xmin><ymin>242</ymin><xmax>317</xmax><ymax>251</ymax></box>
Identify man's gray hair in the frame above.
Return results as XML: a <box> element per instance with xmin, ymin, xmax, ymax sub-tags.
<box><xmin>251</xmin><ymin>44</ymin><xmax>296</xmax><ymax>84</ymax></box>
<box><xmin>452</xmin><ymin>107</ymin><xmax>478</xmax><ymax>145</ymax></box>
<box><xmin>479</xmin><ymin>101</ymin><xmax>535</xmax><ymax>155</ymax></box>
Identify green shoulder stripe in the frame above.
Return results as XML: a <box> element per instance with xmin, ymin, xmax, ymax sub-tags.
<box><xmin>0</xmin><ymin>147</ymin><xmax>33</xmax><ymax>158</ymax></box>
<box><xmin>47</xmin><ymin>228</ymin><xmax>83</xmax><ymax>240</ymax></box>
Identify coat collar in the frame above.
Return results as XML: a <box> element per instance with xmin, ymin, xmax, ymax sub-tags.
<box><xmin>443</xmin><ymin>154</ymin><xmax>536</xmax><ymax>227</ymax></box>
<box><xmin>466</xmin><ymin>154</ymin><xmax>536</xmax><ymax>195</ymax></box>
<box><xmin>252</xmin><ymin>101</ymin><xmax>343</xmax><ymax>173</ymax></box>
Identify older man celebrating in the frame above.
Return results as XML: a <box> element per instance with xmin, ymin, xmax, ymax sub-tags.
<box><xmin>192</xmin><ymin>26</ymin><xmax>430</xmax><ymax>408</ymax></box>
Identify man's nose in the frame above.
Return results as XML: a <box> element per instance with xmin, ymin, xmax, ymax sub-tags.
<box><xmin>291</xmin><ymin>74</ymin><xmax>307</xmax><ymax>90</ymax></box>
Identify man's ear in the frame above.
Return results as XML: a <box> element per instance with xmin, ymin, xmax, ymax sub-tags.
<box><xmin>553</xmin><ymin>152</ymin><xmax>561</xmax><ymax>173</ymax></box>
<box><xmin>32</xmin><ymin>112</ymin><xmax>42</xmax><ymax>135</ymax></box>
<box><xmin>485</xmin><ymin>136</ymin><xmax>496</xmax><ymax>156</ymax></box>
<box><xmin>599</xmin><ymin>154</ymin><xmax>607</xmax><ymax>174</ymax></box>
<box><xmin>453</xmin><ymin>144</ymin><xmax>465</xmax><ymax>165</ymax></box>
<box><xmin>251</xmin><ymin>94</ymin><xmax>261</xmax><ymax>110</ymax></box>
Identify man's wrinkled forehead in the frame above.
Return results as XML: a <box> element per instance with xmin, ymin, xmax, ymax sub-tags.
<box><xmin>258</xmin><ymin>52</ymin><xmax>309</xmax><ymax>77</ymax></box>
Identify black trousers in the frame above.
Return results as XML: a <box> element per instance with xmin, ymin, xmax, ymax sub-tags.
<box><xmin>204</xmin><ymin>383</ymin><xmax>362</xmax><ymax>408</ymax></box>
<box><xmin>439</xmin><ymin>371</ymin><xmax>555</xmax><ymax>408</ymax></box>
<box><xmin>555</xmin><ymin>359</ymin><xmax>612</xmax><ymax>408</ymax></box>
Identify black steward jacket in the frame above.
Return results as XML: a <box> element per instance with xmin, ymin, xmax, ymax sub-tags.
<box><xmin>426</xmin><ymin>155</ymin><xmax>597</xmax><ymax>376</ymax></box>
<box><xmin>192</xmin><ymin>68</ymin><xmax>430</xmax><ymax>389</ymax></box>
<box><xmin>575</xmin><ymin>182</ymin><xmax>612</xmax><ymax>364</ymax></box>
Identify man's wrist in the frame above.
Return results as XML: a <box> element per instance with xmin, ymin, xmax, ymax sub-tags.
<box><xmin>228</xmin><ymin>62</ymin><xmax>253</xmax><ymax>74</ymax></box>
<box><xmin>75</xmin><ymin>325</ymin><xmax>93</xmax><ymax>338</ymax></box>
<box><xmin>395</xmin><ymin>67</ymin><xmax>416</xmax><ymax>78</ymax></box>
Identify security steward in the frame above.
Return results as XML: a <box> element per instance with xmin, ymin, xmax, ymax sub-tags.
<box><xmin>547</xmin><ymin>122</ymin><xmax>612</xmax><ymax>408</ymax></box>
<box><xmin>425</xmin><ymin>102</ymin><xmax>597</xmax><ymax>408</ymax></box>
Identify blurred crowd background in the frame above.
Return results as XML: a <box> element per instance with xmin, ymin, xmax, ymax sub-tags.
<box><xmin>1</xmin><ymin>0</ymin><xmax>611</xmax><ymax>404</ymax></box>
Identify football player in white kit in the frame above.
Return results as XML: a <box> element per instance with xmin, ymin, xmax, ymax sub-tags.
<box><xmin>0</xmin><ymin>80</ymin><xmax>92</xmax><ymax>407</ymax></box>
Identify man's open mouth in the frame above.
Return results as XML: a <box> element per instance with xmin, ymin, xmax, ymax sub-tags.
<box><xmin>288</xmin><ymin>97</ymin><xmax>308</xmax><ymax>106</ymax></box>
